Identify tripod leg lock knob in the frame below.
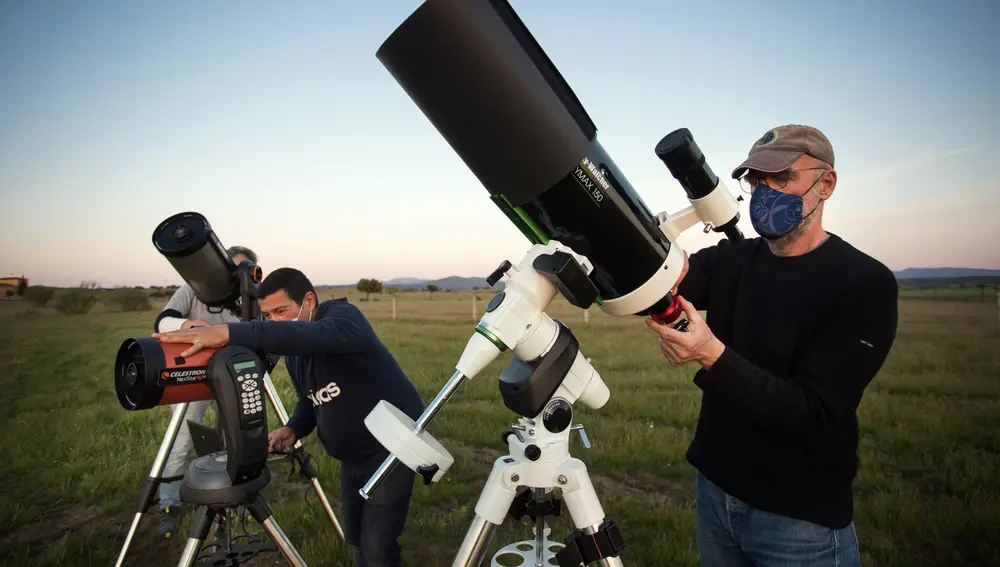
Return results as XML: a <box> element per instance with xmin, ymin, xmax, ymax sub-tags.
<box><xmin>555</xmin><ymin>520</ymin><xmax>625</xmax><ymax>567</ymax></box>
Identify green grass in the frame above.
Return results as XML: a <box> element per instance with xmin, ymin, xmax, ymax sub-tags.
<box><xmin>0</xmin><ymin>289</ymin><xmax>998</xmax><ymax>566</ymax></box>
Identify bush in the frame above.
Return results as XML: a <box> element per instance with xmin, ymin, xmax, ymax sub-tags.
<box><xmin>4</xmin><ymin>289</ymin><xmax>13</xmax><ymax>297</ymax></box>
<box><xmin>105</xmin><ymin>288</ymin><xmax>152</xmax><ymax>312</ymax></box>
<box><xmin>55</xmin><ymin>289</ymin><xmax>98</xmax><ymax>315</ymax></box>
<box><xmin>24</xmin><ymin>286</ymin><xmax>55</xmax><ymax>307</ymax></box>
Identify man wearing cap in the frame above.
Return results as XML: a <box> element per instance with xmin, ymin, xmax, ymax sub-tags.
<box><xmin>646</xmin><ymin>125</ymin><xmax>898</xmax><ymax>566</ymax></box>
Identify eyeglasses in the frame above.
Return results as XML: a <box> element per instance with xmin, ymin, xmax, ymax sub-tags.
<box><xmin>738</xmin><ymin>167</ymin><xmax>828</xmax><ymax>194</ymax></box>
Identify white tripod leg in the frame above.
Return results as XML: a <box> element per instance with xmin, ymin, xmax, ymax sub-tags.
<box><xmin>451</xmin><ymin>455</ymin><xmax>522</xmax><ymax>567</ymax></box>
<box><xmin>557</xmin><ymin>459</ymin><xmax>625</xmax><ymax>567</ymax></box>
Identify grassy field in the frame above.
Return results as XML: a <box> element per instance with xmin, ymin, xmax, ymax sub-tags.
<box><xmin>0</xmin><ymin>288</ymin><xmax>998</xmax><ymax>567</ymax></box>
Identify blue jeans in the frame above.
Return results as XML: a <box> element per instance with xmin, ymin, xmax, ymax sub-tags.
<box><xmin>695</xmin><ymin>472</ymin><xmax>860</xmax><ymax>567</ymax></box>
<box><xmin>339</xmin><ymin>451</ymin><xmax>416</xmax><ymax>567</ymax></box>
<box><xmin>159</xmin><ymin>401</ymin><xmax>211</xmax><ymax>509</ymax></box>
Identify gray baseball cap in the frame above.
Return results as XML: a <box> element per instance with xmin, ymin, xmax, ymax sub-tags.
<box><xmin>731</xmin><ymin>124</ymin><xmax>835</xmax><ymax>179</ymax></box>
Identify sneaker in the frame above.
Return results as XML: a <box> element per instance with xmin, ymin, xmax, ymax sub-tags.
<box><xmin>158</xmin><ymin>506</ymin><xmax>181</xmax><ymax>539</ymax></box>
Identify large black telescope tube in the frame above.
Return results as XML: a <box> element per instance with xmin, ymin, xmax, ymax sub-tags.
<box><xmin>152</xmin><ymin>212</ymin><xmax>238</xmax><ymax>308</ymax></box>
<box><xmin>376</xmin><ymin>0</ymin><xmax>678</xmax><ymax>315</ymax></box>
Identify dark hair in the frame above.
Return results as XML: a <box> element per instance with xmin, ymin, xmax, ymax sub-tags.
<box><xmin>259</xmin><ymin>267</ymin><xmax>316</xmax><ymax>305</ymax></box>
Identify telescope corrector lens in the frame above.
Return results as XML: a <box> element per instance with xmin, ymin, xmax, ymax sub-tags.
<box><xmin>152</xmin><ymin>211</ymin><xmax>237</xmax><ymax>308</ymax></box>
<box><xmin>376</xmin><ymin>0</ymin><xmax>679</xmax><ymax>316</ymax></box>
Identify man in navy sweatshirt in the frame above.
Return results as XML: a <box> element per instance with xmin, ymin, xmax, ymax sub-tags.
<box><xmin>154</xmin><ymin>267</ymin><xmax>425</xmax><ymax>567</ymax></box>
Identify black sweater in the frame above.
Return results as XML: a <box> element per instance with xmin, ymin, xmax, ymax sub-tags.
<box><xmin>677</xmin><ymin>233</ymin><xmax>898</xmax><ymax>529</ymax></box>
<box><xmin>228</xmin><ymin>298</ymin><xmax>425</xmax><ymax>465</ymax></box>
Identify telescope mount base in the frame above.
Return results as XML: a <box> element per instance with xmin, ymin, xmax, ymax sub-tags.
<box><xmin>176</xmin><ymin>454</ymin><xmax>308</xmax><ymax>567</ymax></box>
<box><xmin>451</xmin><ymin>416</ymin><xmax>626</xmax><ymax>567</ymax></box>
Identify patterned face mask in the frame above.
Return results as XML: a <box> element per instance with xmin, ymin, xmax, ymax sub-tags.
<box><xmin>749</xmin><ymin>177</ymin><xmax>822</xmax><ymax>240</ymax></box>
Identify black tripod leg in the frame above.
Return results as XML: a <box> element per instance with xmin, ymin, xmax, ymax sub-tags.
<box><xmin>176</xmin><ymin>505</ymin><xmax>215</xmax><ymax>567</ymax></box>
<box><xmin>115</xmin><ymin>401</ymin><xmax>191</xmax><ymax>567</ymax></box>
<box><xmin>248</xmin><ymin>494</ymin><xmax>309</xmax><ymax>567</ymax></box>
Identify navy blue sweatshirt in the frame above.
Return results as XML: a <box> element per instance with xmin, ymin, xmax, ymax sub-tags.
<box><xmin>677</xmin><ymin>233</ymin><xmax>898</xmax><ymax>529</ymax></box>
<box><xmin>227</xmin><ymin>298</ymin><xmax>425</xmax><ymax>465</ymax></box>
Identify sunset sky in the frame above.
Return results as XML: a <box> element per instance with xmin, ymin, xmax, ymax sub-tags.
<box><xmin>2</xmin><ymin>0</ymin><xmax>997</xmax><ymax>287</ymax></box>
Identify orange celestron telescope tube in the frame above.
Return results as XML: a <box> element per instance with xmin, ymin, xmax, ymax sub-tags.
<box><xmin>115</xmin><ymin>336</ymin><xmax>219</xmax><ymax>411</ymax></box>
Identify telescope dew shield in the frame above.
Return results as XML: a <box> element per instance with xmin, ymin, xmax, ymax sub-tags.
<box><xmin>376</xmin><ymin>0</ymin><xmax>677</xmax><ymax>316</ymax></box>
<box><xmin>115</xmin><ymin>337</ymin><xmax>217</xmax><ymax>411</ymax></box>
<box><xmin>153</xmin><ymin>212</ymin><xmax>238</xmax><ymax>308</ymax></box>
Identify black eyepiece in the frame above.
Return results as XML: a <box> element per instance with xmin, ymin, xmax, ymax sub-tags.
<box><xmin>655</xmin><ymin>128</ymin><xmax>719</xmax><ymax>201</ymax></box>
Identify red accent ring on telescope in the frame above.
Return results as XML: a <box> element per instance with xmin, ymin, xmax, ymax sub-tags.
<box><xmin>649</xmin><ymin>296</ymin><xmax>683</xmax><ymax>324</ymax></box>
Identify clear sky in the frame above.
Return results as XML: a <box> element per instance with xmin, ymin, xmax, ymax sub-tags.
<box><xmin>2</xmin><ymin>0</ymin><xmax>997</xmax><ymax>287</ymax></box>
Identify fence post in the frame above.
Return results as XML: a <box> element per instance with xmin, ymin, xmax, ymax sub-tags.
<box><xmin>392</xmin><ymin>295</ymin><xmax>397</xmax><ymax>321</ymax></box>
<box><xmin>584</xmin><ymin>308</ymin><xmax>590</xmax><ymax>325</ymax></box>
<box><xmin>472</xmin><ymin>295</ymin><xmax>478</xmax><ymax>321</ymax></box>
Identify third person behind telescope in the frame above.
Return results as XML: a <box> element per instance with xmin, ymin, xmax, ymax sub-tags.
<box><xmin>153</xmin><ymin>267</ymin><xmax>425</xmax><ymax>567</ymax></box>
<box><xmin>646</xmin><ymin>125</ymin><xmax>899</xmax><ymax>567</ymax></box>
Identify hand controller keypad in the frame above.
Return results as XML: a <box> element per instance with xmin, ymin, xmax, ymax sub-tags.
<box><xmin>236</xmin><ymin>369</ymin><xmax>264</xmax><ymax>428</ymax></box>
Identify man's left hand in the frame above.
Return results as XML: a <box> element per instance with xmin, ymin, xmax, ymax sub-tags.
<box><xmin>645</xmin><ymin>295</ymin><xmax>725</xmax><ymax>369</ymax></box>
<box><xmin>153</xmin><ymin>324</ymin><xmax>230</xmax><ymax>358</ymax></box>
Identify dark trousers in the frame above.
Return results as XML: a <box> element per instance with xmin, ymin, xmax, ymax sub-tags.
<box><xmin>339</xmin><ymin>451</ymin><xmax>416</xmax><ymax>567</ymax></box>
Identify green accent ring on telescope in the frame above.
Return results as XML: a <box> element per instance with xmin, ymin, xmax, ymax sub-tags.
<box><xmin>475</xmin><ymin>325</ymin><xmax>507</xmax><ymax>352</ymax></box>
<box><xmin>490</xmin><ymin>194</ymin><xmax>550</xmax><ymax>245</ymax></box>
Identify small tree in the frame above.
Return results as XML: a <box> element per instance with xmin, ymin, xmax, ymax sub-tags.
<box><xmin>356</xmin><ymin>278</ymin><xmax>384</xmax><ymax>301</ymax></box>
<box><xmin>16</xmin><ymin>278</ymin><xmax>27</xmax><ymax>296</ymax></box>
<box><xmin>425</xmin><ymin>283</ymin><xmax>439</xmax><ymax>300</ymax></box>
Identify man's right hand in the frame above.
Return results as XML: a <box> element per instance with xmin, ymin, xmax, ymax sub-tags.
<box><xmin>268</xmin><ymin>426</ymin><xmax>296</xmax><ymax>452</ymax></box>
